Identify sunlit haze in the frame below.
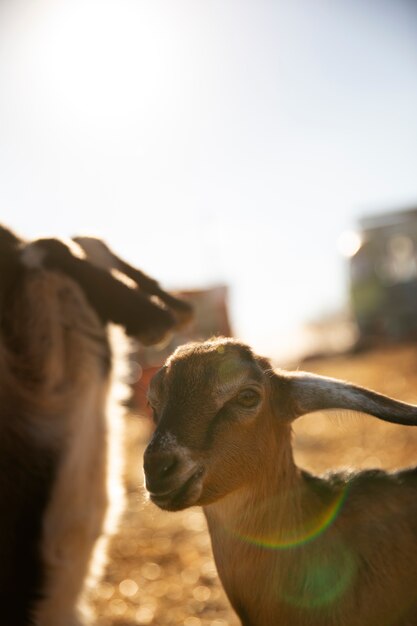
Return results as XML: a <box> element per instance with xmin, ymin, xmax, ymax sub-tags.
<box><xmin>1</xmin><ymin>0</ymin><xmax>417</xmax><ymax>359</ymax></box>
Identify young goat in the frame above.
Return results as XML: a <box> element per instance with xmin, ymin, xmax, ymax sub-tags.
<box><xmin>0</xmin><ymin>224</ymin><xmax>191</xmax><ymax>626</ymax></box>
<box><xmin>144</xmin><ymin>337</ymin><xmax>417</xmax><ymax>626</ymax></box>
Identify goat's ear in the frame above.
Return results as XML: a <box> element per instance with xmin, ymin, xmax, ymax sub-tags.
<box><xmin>73</xmin><ymin>236</ymin><xmax>193</xmax><ymax>329</ymax></box>
<box><xmin>269</xmin><ymin>369</ymin><xmax>417</xmax><ymax>426</ymax></box>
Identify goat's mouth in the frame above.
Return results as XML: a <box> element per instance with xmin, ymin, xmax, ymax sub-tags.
<box><xmin>148</xmin><ymin>467</ymin><xmax>204</xmax><ymax>511</ymax></box>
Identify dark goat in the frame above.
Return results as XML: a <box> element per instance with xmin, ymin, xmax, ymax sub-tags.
<box><xmin>0</xmin><ymin>224</ymin><xmax>191</xmax><ymax>626</ymax></box>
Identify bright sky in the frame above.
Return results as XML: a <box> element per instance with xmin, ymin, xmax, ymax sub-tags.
<box><xmin>1</xmin><ymin>0</ymin><xmax>417</xmax><ymax>358</ymax></box>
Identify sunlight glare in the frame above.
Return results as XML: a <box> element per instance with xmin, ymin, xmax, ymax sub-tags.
<box><xmin>338</xmin><ymin>230</ymin><xmax>362</xmax><ymax>258</ymax></box>
<box><xmin>16</xmin><ymin>0</ymin><xmax>177</xmax><ymax>129</ymax></box>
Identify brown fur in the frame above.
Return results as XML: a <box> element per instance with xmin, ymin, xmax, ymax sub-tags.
<box><xmin>144</xmin><ymin>337</ymin><xmax>417</xmax><ymax>626</ymax></box>
<box><xmin>0</xmin><ymin>268</ymin><xmax>111</xmax><ymax>626</ymax></box>
<box><xmin>0</xmin><ymin>223</ymin><xmax>192</xmax><ymax>625</ymax></box>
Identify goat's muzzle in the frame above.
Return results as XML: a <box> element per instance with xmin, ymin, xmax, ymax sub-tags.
<box><xmin>143</xmin><ymin>444</ymin><xmax>204</xmax><ymax>511</ymax></box>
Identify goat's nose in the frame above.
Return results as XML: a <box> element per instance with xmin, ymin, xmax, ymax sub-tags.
<box><xmin>143</xmin><ymin>449</ymin><xmax>180</xmax><ymax>494</ymax></box>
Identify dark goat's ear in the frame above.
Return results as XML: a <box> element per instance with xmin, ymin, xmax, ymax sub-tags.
<box><xmin>73</xmin><ymin>236</ymin><xmax>193</xmax><ymax>329</ymax></box>
<box><xmin>21</xmin><ymin>238</ymin><xmax>176</xmax><ymax>345</ymax></box>
<box><xmin>269</xmin><ymin>369</ymin><xmax>417</xmax><ymax>426</ymax></box>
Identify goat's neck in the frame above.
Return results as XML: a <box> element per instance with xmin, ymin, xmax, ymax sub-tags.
<box><xmin>202</xmin><ymin>427</ymin><xmax>339</xmax><ymax>623</ymax></box>
<box><xmin>204</xmin><ymin>426</ymin><xmax>321</xmax><ymax>540</ymax></box>
<box><xmin>202</xmin><ymin>424</ymin><xmax>340</xmax><ymax>567</ymax></box>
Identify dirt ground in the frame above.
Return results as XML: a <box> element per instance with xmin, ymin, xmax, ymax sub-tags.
<box><xmin>88</xmin><ymin>344</ymin><xmax>417</xmax><ymax>626</ymax></box>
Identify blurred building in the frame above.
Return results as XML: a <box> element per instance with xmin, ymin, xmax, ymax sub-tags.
<box><xmin>348</xmin><ymin>207</ymin><xmax>417</xmax><ymax>343</ymax></box>
<box><xmin>133</xmin><ymin>285</ymin><xmax>232</xmax><ymax>412</ymax></box>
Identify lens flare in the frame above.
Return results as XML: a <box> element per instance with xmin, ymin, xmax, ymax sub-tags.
<box><xmin>229</xmin><ymin>485</ymin><xmax>349</xmax><ymax>551</ymax></box>
<box><xmin>280</xmin><ymin>540</ymin><xmax>357</xmax><ymax>609</ymax></box>
<box><xmin>223</xmin><ymin>486</ymin><xmax>356</xmax><ymax>608</ymax></box>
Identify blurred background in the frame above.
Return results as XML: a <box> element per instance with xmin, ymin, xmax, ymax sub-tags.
<box><xmin>1</xmin><ymin>1</ymin><xmax>417</xmax><ymax>625</ymax></box>
<box><xmin>2</xmin><ymin>0</ymin><xmax>417</xmax><ymax>360</ymax></box>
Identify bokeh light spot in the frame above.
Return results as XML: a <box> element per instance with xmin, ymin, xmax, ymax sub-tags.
<box><xmin>184</xmin><ymin>617</ymin><xmax>202</xmax><ymax>626</ymax></box>
<box><xmin>141</xmin><ymin>561</ymin><xmax>162</xmax><ymax>580</ymax></box>
<box><xmin>119</xmin><ymin>578</ymin><xmax>139</xmax><ymax>597</ymax></box>
<box><xmin>135</xmin><ymin>605</ymin><xmax>156</xmax><ymax>624</ymax></box>
<box><xmin>192</xmin><ymin>585</ymin><xmax>211</xmax><ymax>602</ymax></box>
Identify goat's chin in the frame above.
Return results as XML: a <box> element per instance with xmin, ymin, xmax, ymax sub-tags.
<box><xmin>149</xmin><ymin>470</ymin><xmax>204</xmax><ymax>512</ymax></box>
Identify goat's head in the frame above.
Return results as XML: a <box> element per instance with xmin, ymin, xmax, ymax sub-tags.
<box><xmin>19</xmin><ymin>235</ymin><xmax>192</xmax><ymax>346</ymax></box>
<box><xmin>72</xmin><ymin>236</ymin><xmax>193</xmax><ymax>332</ymax></box>
<box><xmin>144</xmin><ymin>337</ymin><xmax>417</xmax><ymax>511</ymax></box>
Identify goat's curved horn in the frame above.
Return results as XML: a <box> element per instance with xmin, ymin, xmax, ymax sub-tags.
<box><xmin>73</xmin><ymin>236</ymin><xmax>193</xmax><ymax>328</ymax></box>
<box><xmin>277</xmin><ymin>371</ymin><xmax>417</xmax><ymax>426</ymax></box>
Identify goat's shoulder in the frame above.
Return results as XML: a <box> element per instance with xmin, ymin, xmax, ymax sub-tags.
<box><xmin>315</xmin><ymin>465</ymin><xmax>417</xmax><ymax>538</ymax></box>
<box><xmin>316</xmin><ymin>464</ymin><xmax>417</xmax><ymax>490</ymax></box>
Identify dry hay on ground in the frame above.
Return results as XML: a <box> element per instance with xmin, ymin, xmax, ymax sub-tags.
<box><xmin>89</xmin><ymin>344</ymin><xmax>417</xmax><ymax>625</ymax></box>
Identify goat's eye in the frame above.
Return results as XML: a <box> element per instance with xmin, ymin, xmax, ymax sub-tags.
<box><xmin>235</xmin><ymin>389</ymin><xmax>260</xmax><ymax>408</ymax></box>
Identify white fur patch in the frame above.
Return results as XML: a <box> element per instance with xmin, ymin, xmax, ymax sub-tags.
<box><xmin>62</xmin><ymin>238</ymin><xmax>86</xmax><ymax>260</ymax></box>
<box><xmin>154</xmin><ymin>431</ymin><xmax>197</xmax><ymax>477</ymax></box>
<box><xmin>154</xmin><ymin>431</ymin><xmax>193</xmax><ymax>459</ymax></box>
<box><xmin>156</xmin><ymin>431</ymin><xmax>180</xmax><ymax>449</ymax></box>
<box><xmin>34</xmin><ymin>373</ymin><xmax>109</xmax><ymax>626</ymax></box>
<box><xmin>73</xmin><ymin>237</ymin><xmax>114</xmax><ymax>271</ymax></box>
<box><xmin>111</xmin><ymin>268</ymin><xmax>136</xmax><ymax>289</ymax></box>
<box><xmin>20</xmin><ymin>243</ymin><xmax>46</xmax><ymax>269</ymax></box>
